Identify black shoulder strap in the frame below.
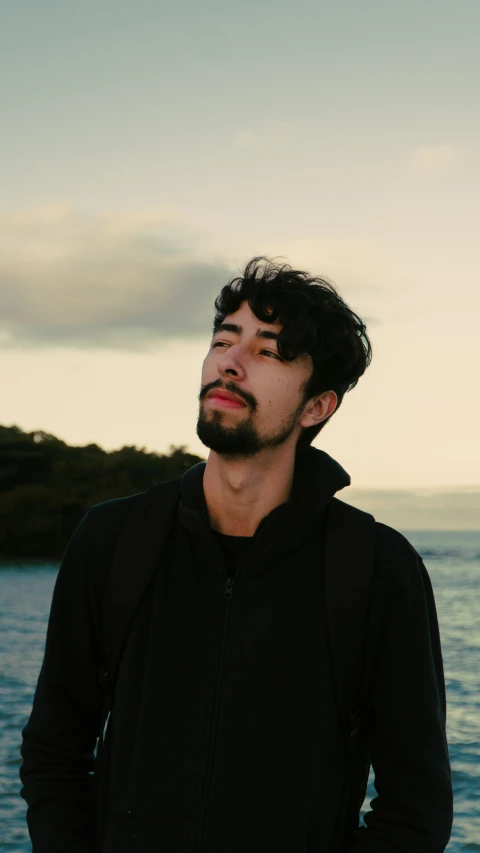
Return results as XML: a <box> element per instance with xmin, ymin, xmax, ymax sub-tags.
<box><xmin>94</xmin><ymin>476</ymin><xmax>182</xmax><ymax>845</ymax></box>
<box><xmin>323</xmin><ymin>496</ymin><xmax>379</xmax><ymax>847</ymax></box>
<box><xmin>100</xmin><ymin>476</ymin><xmax>182</xmax><ymax>688</ymax></box>
<box><xmin>323</xmin><ymin>496</ymin><xmax>376</xmax><ymax>740</ymax></box>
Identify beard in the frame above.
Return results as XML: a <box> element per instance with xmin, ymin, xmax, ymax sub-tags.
<box><xmin>196</xmin><ymin>400</ymin><xmax>305</xmax><ymax>459</ymax></box>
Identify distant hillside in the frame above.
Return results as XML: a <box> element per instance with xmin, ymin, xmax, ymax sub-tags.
<box><xmin>2</xmin><ymin>425</ymin><xmax>478</xmax><ymax>559</ymax></box>
<box><xmin>0</xmin><ymin>425</ymin><xmax>204</xmax><ymax>559</ymax></box>
<box><xmin>344</xmin><ymin>486</ymin><xmax>480</xmax><ymax>532</ymax></box>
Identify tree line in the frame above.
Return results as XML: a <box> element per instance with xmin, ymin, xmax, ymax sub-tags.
<box><xmin>0</xmin><ymin>425</ymin><xmax>204</xmax><ymax>560</ymax></box>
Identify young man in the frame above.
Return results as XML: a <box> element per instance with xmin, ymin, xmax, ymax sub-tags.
<box><xmin>20</xmin><ymin>257</ymin><xmax>453</xmax><ymax>853</ymax></box>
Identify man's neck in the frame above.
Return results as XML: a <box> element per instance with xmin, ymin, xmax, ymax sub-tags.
<box><xmin>202</xmin><ymin>447</ymin><xmax>296</xmax><ymax>537</ymax></box>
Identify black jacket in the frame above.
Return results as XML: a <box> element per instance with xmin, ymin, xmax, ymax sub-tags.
<box><xmin>20</xmin><ymin>446</ymin><xmax>453</xmax><ymax>853</ymax></box>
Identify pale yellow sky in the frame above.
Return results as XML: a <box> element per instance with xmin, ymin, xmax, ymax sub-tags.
<box><xmin>1</xmin><ymin>2</ymin><xmax>479</xmax><ymax>515</ymax></box>
<box><xmin>2</xmin><ymin>214</ymin><xmax>479</xmax><ymax>491</ymax></box>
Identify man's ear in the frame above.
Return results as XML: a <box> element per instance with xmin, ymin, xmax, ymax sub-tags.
<box><xmin>299</xmin><ymin>390</ymin><xmax>338</xmax><ymax>429</ymax></box>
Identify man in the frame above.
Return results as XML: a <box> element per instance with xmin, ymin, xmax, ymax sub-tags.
<box><xmin>20</xmin><ymin>256</ymin><xmax>453</xmax><ymax>852</ymax></box>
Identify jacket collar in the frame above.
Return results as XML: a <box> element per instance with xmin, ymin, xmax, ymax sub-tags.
<box><xmin>177</xmin><ymin>445</ymin><xmax>351</xmax><ymax>568</ymax></box>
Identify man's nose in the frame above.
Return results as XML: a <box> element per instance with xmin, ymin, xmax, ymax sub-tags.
<box><xmin>217</xmin><ymin>344</ymin><xmax>246</xmax><ymax>379</ymax></box>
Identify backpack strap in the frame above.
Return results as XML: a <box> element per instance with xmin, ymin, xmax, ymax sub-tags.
<box><xmin>323</xmin><ymin>496</ymin><xmax>378</xmax><ymax>847</ymax></box>
<box><xmin>94</xmin><ymin>476</ymin><xmax>182</xmax><ymax>846</ymax></box>
<box><xmin>324</xmin><ymin>496</ymin><xmax>376</xmax><ymax>740</ymax></box>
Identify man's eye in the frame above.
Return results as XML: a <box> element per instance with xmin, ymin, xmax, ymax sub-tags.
<box><xmin>212</xmin><ymin>341</ymin><xmax>280</xmax><ymax>360</ymax></box>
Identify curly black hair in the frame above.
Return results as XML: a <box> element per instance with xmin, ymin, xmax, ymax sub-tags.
<box><xmin>213</xmin><ymin>255</ymin><xmax>372</xmax><ymax>449</ymax></box>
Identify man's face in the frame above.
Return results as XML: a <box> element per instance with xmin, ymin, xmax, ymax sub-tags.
<box><xmin>196</xmin><ymin>300</ymin><xmax>314</xmax><ymax>458</ymax></box>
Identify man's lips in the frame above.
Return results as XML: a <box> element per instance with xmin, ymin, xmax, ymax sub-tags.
<box><xmin>206</xmin><ymin>390</ymin><xmax>247</xmax><ymax>408</ymax></box>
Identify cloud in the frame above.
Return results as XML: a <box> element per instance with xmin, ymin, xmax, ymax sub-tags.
<box><xmin>409</xmin><ymin>144</ymin><xmax>459</xmax><ymax>174</ymax></box>
<box><xmin>0</xmin><ymin>208</ymin><xmax>234</xmax><ymax>351</ymax></box>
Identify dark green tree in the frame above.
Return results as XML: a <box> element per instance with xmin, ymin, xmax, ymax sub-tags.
<box><xmin>0</xmin><ymin>425</ymin><xmax>204</xmax><ymax>559</ymax></box>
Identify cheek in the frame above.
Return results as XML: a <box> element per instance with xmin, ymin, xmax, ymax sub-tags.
<box><xmin>201</xmin><ymin>353</ymin><xmax>213</xmax><ymax>380</ymax></box>
<box><xmin>201</xmin><ymin>353</ymin><xmax>222</xmax><ymax>390</ymax></box>
<box><xmin>262</xmin><ymin>377</ymin><xmax>291</xmax><ymax>411</ymax></box>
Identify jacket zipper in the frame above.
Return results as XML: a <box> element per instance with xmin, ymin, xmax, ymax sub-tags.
<box><xmin>191</xmin><ymin>566</ymin><xmax>239</xmax><ymax>853</ymax></box>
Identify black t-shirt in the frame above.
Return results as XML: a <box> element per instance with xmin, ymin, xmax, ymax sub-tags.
<box><xmin>211</xmin><ymin>528</ymin><xmax>253</xmax><ymax>577</ymax></box>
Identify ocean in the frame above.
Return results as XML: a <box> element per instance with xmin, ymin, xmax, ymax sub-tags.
<box><xmin>1</xmin><ymin>529</ymin><xmax>479</xmax><ymax>851</ymax></box>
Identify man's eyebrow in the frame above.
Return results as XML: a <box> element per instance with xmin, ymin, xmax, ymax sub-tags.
<box><xmin>213</xmin><ymin>322</ymin><xmax>280</xmax><ymax>342</ymax></box>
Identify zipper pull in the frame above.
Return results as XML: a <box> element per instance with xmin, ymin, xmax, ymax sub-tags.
<box><xmin>224</xmin><ymin>576</ymin><xmax>235</xmax><ymax>599</ymax></box>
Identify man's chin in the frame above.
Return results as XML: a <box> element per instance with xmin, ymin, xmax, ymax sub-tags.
<box><xmin>196</xmin><ymin>418</ymin><xmax>261</xmax><ymax>457</ymax></box>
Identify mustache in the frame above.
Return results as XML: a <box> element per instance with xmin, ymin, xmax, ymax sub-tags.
<box><xmin>199</xmin><ymin>380</ymin><xmax>256</xmax><ymax>410</ymax></box>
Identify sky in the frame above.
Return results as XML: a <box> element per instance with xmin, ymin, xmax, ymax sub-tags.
<box><xmin>1</xmin><ymin>1</ymin><xmax>479</xmax><ymax>526</ymax></box>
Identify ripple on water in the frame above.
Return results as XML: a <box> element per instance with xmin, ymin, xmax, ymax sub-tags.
<box><xmin>1</xmin><ymin>537</ymin><xmax>479</xmax><ymax>851</ymax></box>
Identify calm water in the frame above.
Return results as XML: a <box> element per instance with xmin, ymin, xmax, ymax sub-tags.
<box><xmin>1</xmin><ymin>530</ymin><xmax>479</xmax><ymax>851</ymax></box>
